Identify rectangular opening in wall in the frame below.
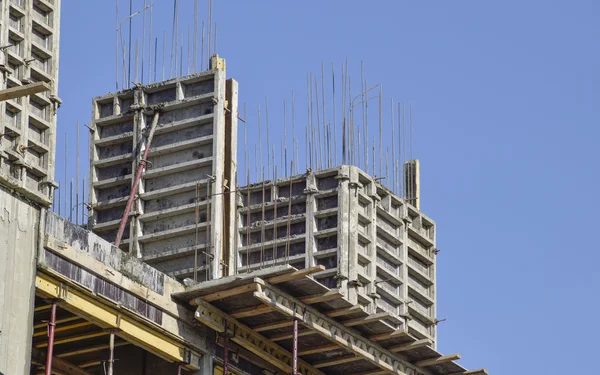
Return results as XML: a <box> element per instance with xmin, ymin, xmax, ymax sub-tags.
<box><xmin>317</xmin><ymin>175</ymin><xmax>338</xmax><ymax>190</ymax></box>
<box><xmin>147</xmin><ymin>85</ymin><xmax>177</xmax><ymax>105</ymax></box>
<box><xmin>182</xmin><ymin>78</ymin><xmax>214</xmax><ymax>98</ymax></box>
<box><xmin>97</xmin><ymin>119</ymin><xmax>134</xmax><ymax>139</ymax></box>
<box><xmin>277</xmin><ymin>180</ymin><xmax>306</xmax><ymax>198</ymax></box>
<box><xmin>316</xmin><ymin>195</ymin><xmax>338</xmax><ymax>210</ymax></box>
<box><xmin>97</xmin><ymin>99</ymin><xmax>114</xmax><ymax>118</ymax></box>
<box><xmin>317</xmin><ymin>214</ymin><xmax>337</xmax><ymax>231</ymax></box>
<box><xmin>316</xmin><ymin>234</ymin><xmax>337</xmax><ymax>251</ymax></box>
<box><xmin>28</xmin><ymin>121</ymin><xmax>46</xmax><ymax>145</ymax></box>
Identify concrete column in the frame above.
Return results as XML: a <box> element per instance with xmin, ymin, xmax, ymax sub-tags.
<box><xmin>0</xmin><ymin>188</ymin><xmax>39</xmax><ymax>374</ymax></box>
<box><xmin>210</xmin><ymin>57</ymin><xmax>226</xmax><ymax>279</ymax></box>
<box><xmin>366</xmin><ymin>179</ymin><xmax>381</xmax><ymax>314</ymax></box>
<box><xmin>347</xmin><ymin>167</ymin><xmax>360</xmax><ymax>305</ymax></box>
<box><xmin>335</xmin><ymin>166</ymin><xmax>350</xmax><ymax>296</ymax></box>
<box><xmin>224</xmin><ymin>79</ymin><xmax>238</xmax><ymax>276</ymax></box>
<box><xmin>190</xmin><ymin>353</ymin><xmax>214</xmax><ymax>375</ymax></box>
<box><xmin>400</xmin><ymin>205</ymin><xmax>410</xmax><ymax>326</ymax></box>
<box><xmin>304</xmin><ymin>171</ymin><xmax>317</xmax><ymax>269</ymax></box>
<box><xmin>130</xmin><ymin>88</ymin><xmax>145</xmax><ymax>257</ymax></box>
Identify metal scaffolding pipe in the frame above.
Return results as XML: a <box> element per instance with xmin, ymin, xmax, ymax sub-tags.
<box><xmin>44</xmin><ymin>302</ymin><xmax>57</xmax><ymax>375</ymax></box>
<box><xmin>107</xmin><ymin>330</ymin><xmax>115</xmax><ymax>375</ymax></box>
<box><xmin>292</xmin><ymin>319</ymin><xmax>298</xmax><ymax>375</ymax></box>
<box><xmin>115</xmin><ymin>111</ymin><xmax>161</xmax><ymax>247</ymax></box>
<box><xmin>223</xmin><ymin>322</ymin><xmax>229</xmax><ymax>375</ymax></box>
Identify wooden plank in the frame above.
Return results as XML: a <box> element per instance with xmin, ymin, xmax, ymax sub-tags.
<box><xmin>193</xmin><ymin>283</ymin><xmax>258</xmax><ymax>303</ymax></box>
<box><xmin>33</xmin><ymin>316</ymin><xmax>81</xmax><ymax>329</ymax></box>
<box><xmin>313</xmin><ymin>355</ymin><xmax>360</xmax><ymax>369</ymax></box>
<box><xmin>57</xmin><ymin>342</ymin><xmax>130</xmax><ymax>358</ymax></box>
<box><xmin>298</xmin><ymin>343</ymin><xmax>340</xmax><ymax>356</ymax></box>
<box><xmin>254</xmin><ymin>320</ymin><xmax>293</xmax><ymax>332</ymax></box>
<box><xmin>347</xmin><ymin>370</ymin><xmax>387</xmax><ymax>375</ymax></box>
<box><xmin>34</xmin><ymin>304</ymin><xmax>52</xmax><ymax>312</ymax></box>
<box><xmin>31</xmin><ymin>347</ymin><xmax>95</xmax><ymax>375</ymax></box>
<box><xmin>299</xmin><ymin>290</ymin><xmax>344</xmax><ymax>305</ymax></box>
<box><xmin>194</xmin><ymin>299</ymin><xmax>327</xmax><ymax>375</ymax></box>
<box><xmin>267</xmin><ymin>265</ymin><xmax>325</xmax><ymax>284</ymax></box>
<box><xmin>32</xmin><ymin>321</ymin><xmax>93</xmax><ymax>337</ymax></box>
<box><xmin>414</xmin><ymin>354</ymin><xmax>461</xmax><ymax>367</ymax></box>
<box><xmin>0</xmin><ymin>82</ymin><xmax>51</xmax><ymax>102</ymax></box>
<box><xmin>253</xmin><ymin>285</ymin><xmax>424</xmax><ymax>375</ymax></box>
<box><xmin>34</xmin><ymin>331</ymin><xmax>108</xmax><ymax>348</ymax></box>
<box><xmin>447</xmin><ymin>369</ymin><xmax>488</xmax><ymax>375</ymax></box>
<box><xmin>269</xmin><ymin>329</ymin><xmax>314</xmax><ymax>342</ymax></box>
<box><xmin>388</xmin><ymin>339</ymin><xmax>432</xmax><ymax>353</ymax></box>
<box><xmin>341</xmin><ymin>312</ymin><xmax>391</xmax><ymax>327</ymax></box>
<box><xmin>367</xmin><ymin>329</ymin><xmax>409</xmax><ymax>342</ymax></box>
<box><xmin>230</xmin><ymin>305</ymin><xmax>274</xmax><ymax>319</ymax></box>
<box><xmin>326</xmin><ymin>305</ymin><xmax>364</xmax><ymax>318</ymax></box>
<box><xmin>35</xmin><ymin>273</ymin><xmax>202</xmax><ymax>369</ymax></box>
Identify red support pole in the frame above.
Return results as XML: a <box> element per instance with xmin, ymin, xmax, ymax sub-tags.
<box><xmin>115</xmin><ymin>111</ymin><xmax>160</xmax><ymax>247</ymax></box>
<box><xmin>44</xmin><ymin>302</ymin><xmax>57</xmax><ymax>375</ymax></box>
<box><xmin>292</xmin><ymin>319</ymin><xmax>298</xmax><ymax>375</ymax></box>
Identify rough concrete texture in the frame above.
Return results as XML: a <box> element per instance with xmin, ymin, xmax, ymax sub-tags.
<box><xmin>236</xmin><ymin>164</ymin><xmax>438</xmax><ymax>345</ymax></box>
<box><xmin>0</xmin><ymin>186</ymin><xmax>40</xmax><ymax>374</ymax></box>
<box><xmin>42</xmin><ymin>211</ymin><xmax>214</xmax><ymax>359</ymax></box>
<box><xmin>0</xmin><ymin>0</ymin><xmax>62</xmax><ymax>207</ymax></box>
<box><xmin>89</xmin><ymin>56</ymin><xmax>237</xmax><ymax>281</ymax></box>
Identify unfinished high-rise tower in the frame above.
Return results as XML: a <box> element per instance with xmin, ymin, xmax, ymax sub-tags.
<box><xmin>89</xmin><ymin>55</ymin><xmax>238</xmax><ymax>281</ymax></box>
<box><xmin>235</xmin><ymin>163</ymin><xmax>437</xmax><ymax>346</ymax></box>
<box><xmin>0</xmin><ymin>1</ymin><xmax>61</xmax><ymax>374</ymax></box>
<box><xmin>0</xmin><ymin>0</ymin><xmax>61</xmax><ymax>205</ymax></box>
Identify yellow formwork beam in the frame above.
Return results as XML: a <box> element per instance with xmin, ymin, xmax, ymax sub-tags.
<box><xmin>35</xmin><ymin>273</ymin><xmax>202</xmax><ymax>369</ymax></box>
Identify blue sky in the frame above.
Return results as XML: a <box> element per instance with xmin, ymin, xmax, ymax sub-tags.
<box><xmin>57</xmin><ymin>1</ymin><xmax>599</xmax><ymax>373</ymax></box>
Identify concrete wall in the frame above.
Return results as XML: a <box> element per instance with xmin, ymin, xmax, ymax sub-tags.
<box><xmin>89</xmin><ymin>57</ymin><xmax>237</xmax><ymax>282</ymax></box>
<box><xmin>0</xmin><ymin>0</ymin><xmax>61</xmax><ymax>207</ymax></box>
<box><xmin>0</xmin><ymin>186</ymin><xmax>41</xmax><ymax>375</ymax></box>
<box><xmin>43</xmin><ymin>211</ymin><xmax>214</xmax><ymax>361</ymax></box>
<box><xmin>236</xmin><ymin>164</ymin><xmax>438</xmax><ymax>345</ymax></box>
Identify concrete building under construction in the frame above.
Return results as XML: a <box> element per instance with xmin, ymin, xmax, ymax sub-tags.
<box><xmin>0</xmin><ymin>2</ymin><xmax>487</xmax><ymax>375</ymax></box>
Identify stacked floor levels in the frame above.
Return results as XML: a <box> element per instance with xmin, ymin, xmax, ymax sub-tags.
<box><xmin>236</xmin><ymin>165</ymin><xmax>438</xmax><ymax>346</ymax></box>
<box><xmin>0</xmin><ymin>0</ymin><xmax>61</xmax><ymax>205</ymax></box>
<box><xmin>89</xmin><ymin>56</ymin><xmax>238</xmax><ymax>281</ymax></box>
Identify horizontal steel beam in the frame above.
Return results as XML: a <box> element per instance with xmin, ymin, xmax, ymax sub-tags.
<box><xmin>35</xmin><ymin>273</ymin><xmax>203</xmax><ymax>370</ymax></box>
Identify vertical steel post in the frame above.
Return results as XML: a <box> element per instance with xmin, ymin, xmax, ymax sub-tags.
<box><xmin>223</xmin><ymin>322</ymin><xmax>229</xmax><ymax>375</ymax></box>
<box><xmin>177</xmin><ymin>363</ymin><xmax>183</xmax><ymax>375</ymax></box>
<box><xmin>44</xmin><ymin>302</ymin><xmax>57</xmax><ymax>375</ymax></box>
<box><xmin>107</xmin><ymin>330</ymin><xmax>115</xmax><ymax>375</ymax></box>
<box><xmin>292</xmin><ymin>319</ymin><xmax>298</xmax><ymax>375</ymax></box>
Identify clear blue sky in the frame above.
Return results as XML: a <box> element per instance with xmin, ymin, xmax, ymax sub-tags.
<box><xmin>57</xmin><ymin>1</ymin><xmax>599</xmax><ymax>373</ymax></box>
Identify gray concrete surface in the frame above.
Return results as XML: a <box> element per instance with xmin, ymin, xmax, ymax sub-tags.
<box><xmin>235</xmin><ymin>164</ymin><xmax>438</xmax><ymax>345</ymax></box>
<box><xmin>0</xmin><ymin>0</ymin><xmax>61</xmax><ymax>207</ymax></box>
<box><xmin>89</xmin><ymin>56</ymin><xmax>237</xmax><ymax>282</ymax></box>
<box><xmin>0</xmin><ymin>186</ymin><xmax>40</xmax><ymax>374</ymax></box>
